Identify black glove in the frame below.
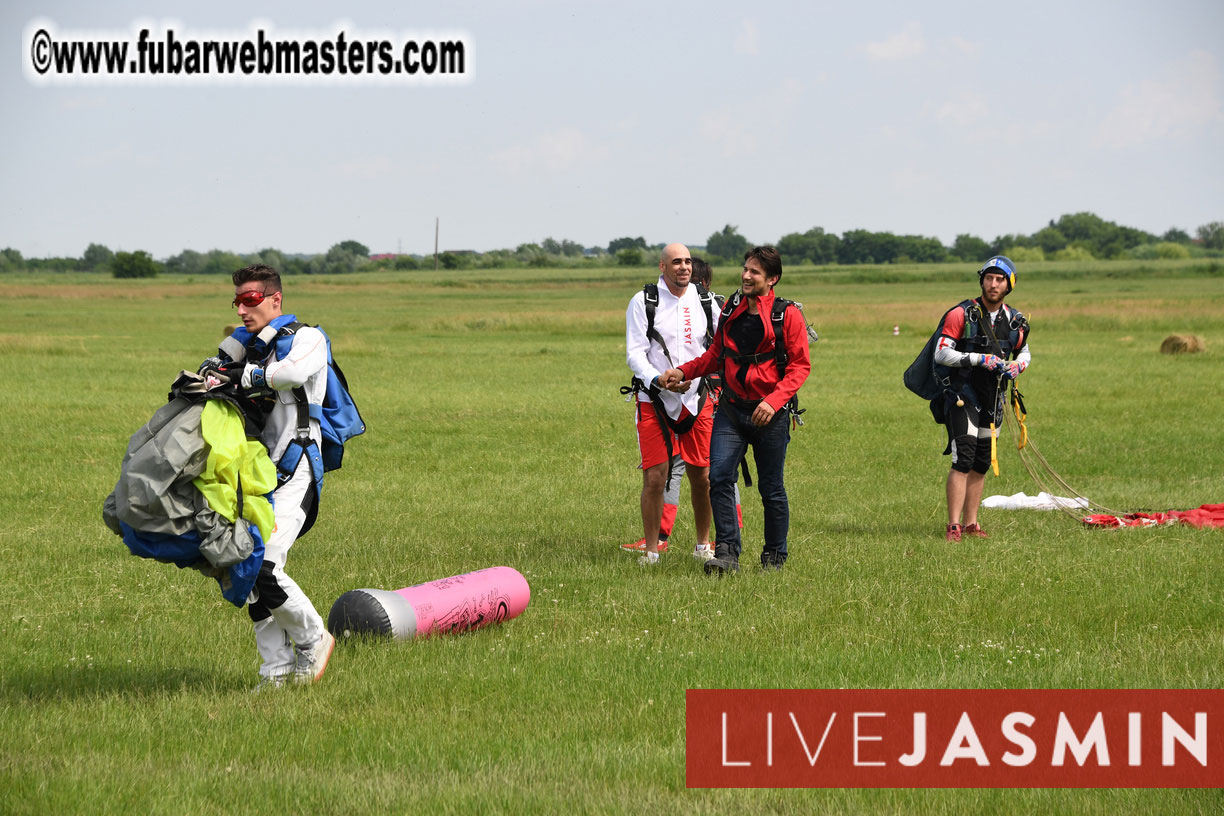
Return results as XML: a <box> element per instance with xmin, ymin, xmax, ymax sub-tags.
<box><xmin>217</xmin><ymin>361</ymin><xmax>249</xmax><ymax>385</ymax></box>
<box><xmin>198</xmin><ymin>356</ymin><xmax>225</xmax><ymax>376</ymax></box>
<box><xmin>198</xmin><ymin>360</ymin><xmax>246</xmax><ymax>389</ymax></box>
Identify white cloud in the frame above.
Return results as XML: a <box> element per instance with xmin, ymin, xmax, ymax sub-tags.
<box><xmin>893</xmin><ymin>164</ymin><xmax>939</xmax><ymax>193</ymax></box>
<box><xmin>947</xmin><ymin>36</ymin><xmax>982</xmax><ymax>59</ymax></box>
<box><xmin>699</xmin><ymin>108</ymin><xmax>757</xmax><ymax>158</ymax></box>
<box><xmin>337</xmin><ymin>154</ymin><xmax>395</xmax><ymax>181</ymax></box>
<box><xmin>734</xmin><ymin>18</ymin><xmax>759</xmax><ymax>56</ymax></box>
<box><xmin>935</xmin><ymin>92</ymin><xmax>989</xmax><ymax>128</ymax></box>
<box><xmin>1097</xmin><ymin>50</ymin><xmax>1224</xmax><ymax>149</ymax></box>
<box><xmin>489</xmin><ymin>128</ymin><xmax>611</xmax><ymax>176</ymax></box>
<box><xmin>864</xmin><ymin>22</ymin><xmax>925</xmax><ymax>62</ymax></box>
<box><xmin>698</xmin><ymin>79</ymin><xmax>805</xmax><ymax>158</ymax></box>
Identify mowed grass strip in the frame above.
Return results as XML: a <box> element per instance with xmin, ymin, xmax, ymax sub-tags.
<box><xmin>0</xmin><ymin>261</ymin><xmax>1221</xmax><ymax>815</ymax></box>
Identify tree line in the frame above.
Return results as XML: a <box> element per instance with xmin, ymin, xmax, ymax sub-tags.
<box><xmin>1</xmin><ymin>213</ymin><xmax>1221</xmax><ymax>277</ymax></box>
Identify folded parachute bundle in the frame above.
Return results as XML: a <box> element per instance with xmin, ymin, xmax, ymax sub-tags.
<box><xmin>103</xmin><ymin>371</ymin><xmax>277</xmax><ymax>606</ymax></box>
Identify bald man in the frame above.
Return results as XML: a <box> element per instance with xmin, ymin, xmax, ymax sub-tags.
<box><xmin>624</xmin><ymin>243</ymin><xmax>718</xmax><ymax>565</ymax></box>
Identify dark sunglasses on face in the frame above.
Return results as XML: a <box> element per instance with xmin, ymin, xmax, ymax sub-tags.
<box><xmin>232</xmin><ymin>290</ymin><xmax>271</xmax><ymax>308</ymax></box>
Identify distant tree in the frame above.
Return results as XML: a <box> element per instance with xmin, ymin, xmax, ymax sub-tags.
<box><xmin>897</xmin><ymin>235</ymin><xmax>947</xmax><ymax>263</ymax></box>
<box><xmin>608</xmin><ymin>236</ymin><xmax>647</xmax><ymax>255</ymax></box>
<box><xmin>515</xmin><ymin>243</ymin><xmax>551</xmax><ymax>267</ymax></box>
<box><xmin>1049</xmin><ymin>212</ymin><xmax>1153</xmax><ymax>258</ymax></box>
<box><xmin>248</xmin><ymin>247</ymin><xmax>286</xmax><ymax>271</ymax></box>
<box><xmin>809</xmin><ymin>228</ymin><xmax>840</xmax><ymax>265</ymax></box>
<box><xmin>541</xmin><ymin>237</ymin><xmax>562</xmax><ymax>255</ymax></box>
<box><xmin>1155</xmin><ymin>242</ymin><xmax>1191</xmax><ymax>259</ymax></box>
<box><xmin>1196</xmin><ymin>221</ymin><xmax>1224</xmax><ymax>250</ymax></box>
<box><xmin>836</xmin><ymin>230</ymin><xmax>905</xmax><ymax>264</ymax></box>
<box><xmin>776</xmin><ymin>231</ymin><xmax>811</xmax><ymax>266</ymax></box>
<box><xmin>81</xmin><ymin>242</ymin><xmax>114</xmax><ymax>270</ymax></box>
<box><xmin>201</xmin><ymin>250</ymin><xmax>246</xmax><ymax>276</ymax></box>
<box><xmin>1004</xmin><ymin>246</ymin><xmax>1046</xmax><ymax>263</ymax></box>
<box><xmin>1053</xmin><ymin>245</ymin><xmax>1096</xmax><ymax>261</ymax></box>
<box><xmin>1053</xmin><ymin>212</ymin><xmax>1111</xmax><ymax>246</ymax></box>
<box><xmin>988</xmin><ymin>234</ymin><xmax>1032</xmax><ymax>255</ymax></box>
<box><xmin>393</xmin><ymin>254</ymin><xmax>420</xmax><ymax>270</ymax></box>
<box><xmin>951</xmin><ymin>234</ymin><xmax>990</xmax><ymax>261</ymax></box>
<box><xmin>559</xmin><ymin>239</ymin><xmax>585</xmax><ymax>257</ymax></box>
<box><xmin>478</xmin><ymin>249</ymin><xmax>518</xmax><ymax>269</ymax></box>
<box><xmin>706</xmin><ymin>225</ymin><xmax>750</xmax><ymax>261</ymax></box>
<box><xmin>1161</xmin><ymin>227</ymin><xmax>1191</xmax><ymax>244</ymax></box>
<box><xmin>273</xmin><ymin>256</ymin><xmax>304</xmax><ymax>275</ymax></box>
<box><xmin>777</xmin><ymin>227</ymin><xmax>839</xmax><ymax>265</ymax></box>
<box><xmin>314</xmin><ymin>242</ymin><xmax>369</xmax><ymax>274</ymax></box>
<box><xmin>163</xmin><ymin>249</ymin><xmax>205</xmax><ymax>275</ymax></box>
<box><xmin>837</xmin><ymin>229</ymin><xmax>876</xmax><ymax>264</ymax></box>
<box><xmin>1</xmin><ymin>247</ymin><xmax>24</xmax><ymax>270</ymax></box>
<box><xmin>1032</xmin><ymin>226</ymin><xmax>1068</xmax><ymax>255</ymax></box>
<box><xmin>111</xmin><ymin>250</ymin><xmax>159</xmax><ymax>278</ymax></box>
<box><xmin>615</xmin><ymin>247</ymin><xmax>644</xmax><ymax>266</ymax></box>
<box><xmin>335</xmin><ymin>240</ymin><xmax>370</xmax><ymax>258</ymax></box>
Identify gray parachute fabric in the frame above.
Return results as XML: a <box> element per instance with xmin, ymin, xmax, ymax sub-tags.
<box><xmin>103</xmin><ymin>373</ymin><xmax>265</xmax><ymax>606</ymax></box>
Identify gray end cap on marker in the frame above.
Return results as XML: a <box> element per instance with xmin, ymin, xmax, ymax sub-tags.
<box><xmin>327</xmin><ymin>589</ymin><xmax>417</xmax><ymax>640</ymax></box>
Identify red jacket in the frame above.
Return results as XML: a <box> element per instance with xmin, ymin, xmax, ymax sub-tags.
<box><xmin>678</xmin><ymin>288</ymin><xmax>810</xmax><ymax>412</ymax></box>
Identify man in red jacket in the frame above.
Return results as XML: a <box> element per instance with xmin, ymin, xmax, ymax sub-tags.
<box><xmin>662</xmin><ymin>246</ymin><xmax>810</xmax><ymax>574</ymax></box>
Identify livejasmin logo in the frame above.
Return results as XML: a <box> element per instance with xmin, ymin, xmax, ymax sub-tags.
<box><xmin>685</xmin><ymin>690</ymin><xmax>1223</xmax><ymax>788</ymax></box>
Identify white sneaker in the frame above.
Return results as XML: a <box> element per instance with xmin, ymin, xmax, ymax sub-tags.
<box><xmin>293</xmin><ymin>630</ymin><xmax>336</xmax><ymax>685</ymax></box>
<box><xmin>251</xmin><ymin>673</ymin><xmax>288</xmax><ymax>693</ymax></box>
<box><xmin>637</xmin><ymin>551</ymin><xmax>660</xmax><ymax>566</ymax></box>
<box><xmin>693</xmin><ymin>544</ymin><xmax>715</xmax><ymax>561</ymax></box>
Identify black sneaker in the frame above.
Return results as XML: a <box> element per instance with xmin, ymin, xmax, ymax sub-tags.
<box><xmin>760</xmin><ymin>553</ymin><xmax>786</xmax><ymax>571</ymax></box>
<box><xmin>703</xmin><ymin>555</ymin><xmax>740</xmax><ymax>575</ymax></box>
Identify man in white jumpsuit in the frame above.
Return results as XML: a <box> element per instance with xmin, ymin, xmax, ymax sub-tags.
<box><xmin>218</xmin><ymin>264</ymin><xmax>336</xmax><ymax>690</ymax></box>
<box><xmin>624</xmin><ymin>244</ymin><xmax>717</xmax><ymax>565</ymax></box>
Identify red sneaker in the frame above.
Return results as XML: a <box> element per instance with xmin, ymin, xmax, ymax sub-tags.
<box><xmin>945</xmin><ymin>523</ymin><xmax>963</xmax><ymax>542</ymax></box>
<box><xmin>621</xmin><ymin>538</ymin><xmax>668</xmax><ymax>553</ymax></box>
<box><xmin>963</xmin><ymin>523</ymin><xmax>988</xmax><ymax>538</ymax></box>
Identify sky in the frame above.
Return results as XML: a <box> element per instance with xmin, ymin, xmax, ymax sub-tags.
<box><xmin>2</xmin><ymin>0</ymin><xmax>1222</xmax><ymax>259</ymax></box>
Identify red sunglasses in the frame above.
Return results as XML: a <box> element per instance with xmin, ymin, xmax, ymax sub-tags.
<box><xmin>232</xmin><ymin>289</ymin><xmax>273</xmax><ymax>308</ymax></box>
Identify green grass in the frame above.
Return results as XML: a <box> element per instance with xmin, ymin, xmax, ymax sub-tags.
<box><xmin>1</xmin><ymin>261</ymin><xmax>1222</xmax><ymax>814</ymax></box>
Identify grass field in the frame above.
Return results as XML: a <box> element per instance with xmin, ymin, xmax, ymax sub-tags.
<box><xmin>1</xmin><ymin>260</ymin><xmax>1222</xmax><ymax>814</ymax></box>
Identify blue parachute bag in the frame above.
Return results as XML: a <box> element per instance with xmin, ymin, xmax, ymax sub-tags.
<box><xmin>272</xmin><ymin>324</ymin><xmax>366</xmax><ymax>473</ymax></box>
<box><xmin>119</xmin><ymin>521</ymin><xmax>266</xmax><ymax>607</ymax></box>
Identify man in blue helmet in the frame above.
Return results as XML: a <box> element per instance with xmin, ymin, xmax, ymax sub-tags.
<box><xmin>931</xmin><ymin>256</ymin><xmax>1031</xmax><ymax>541</ymax></box>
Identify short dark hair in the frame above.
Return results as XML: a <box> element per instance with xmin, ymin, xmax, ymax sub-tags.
<box><xmin>744</xmin><ymin>246</ymin><xmax>782</xmax><ymax>286</ymax></box>
<box><xmin>233</xmin><ymin>264</ymin><xmax>282</xmax><ymax>294</ymax></box>
<box><xmin>690</xmin><ymin>256</ymin><xmax>712</xmax><ymax>288</ymax></box>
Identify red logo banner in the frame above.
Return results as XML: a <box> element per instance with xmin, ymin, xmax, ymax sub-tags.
<box><xmin>685</xmin><ymin>689</ymin><xmax>1223</xmax><ymax>788</ymax></box>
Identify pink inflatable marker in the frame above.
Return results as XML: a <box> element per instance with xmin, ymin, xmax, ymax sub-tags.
<box><xmin>327</xmin><ymin>566</ymin><xmax>530</xmax><ymax>640</ymax></box>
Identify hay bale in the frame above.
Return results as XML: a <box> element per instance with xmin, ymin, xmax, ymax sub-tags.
<box><xmin>1160</xmin><ymin>334</ymin><xmax>1204</xmax><ymax>354</ymax></box>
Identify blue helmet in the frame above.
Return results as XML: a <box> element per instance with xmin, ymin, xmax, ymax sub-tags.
<box><xmin>978</xmin><ymin>255</ymin><xmax>1016</xmax><ymax>294</ymax></box>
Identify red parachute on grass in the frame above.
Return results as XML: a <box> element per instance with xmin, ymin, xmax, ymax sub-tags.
<box><xmin>1083</xmin><ymin>504</ymin><xmax>1224</xmax><ymax>530</ymax></box>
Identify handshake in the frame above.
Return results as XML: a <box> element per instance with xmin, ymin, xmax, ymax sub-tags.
<box><xmin>981</xmin><ymin>355</ymin><xmax>1026</xmax><ymax>380</ymax></box>
<box><xmin>656</xmin><ymin>368</ymin><xmax>692</xmax><ymax>393</ymax></box>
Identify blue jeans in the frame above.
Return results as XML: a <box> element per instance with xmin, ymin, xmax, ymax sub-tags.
<box><xmin>708</xmin><ymin>400</ymin><xmax>791</xmax><ymax>565</ymax></box>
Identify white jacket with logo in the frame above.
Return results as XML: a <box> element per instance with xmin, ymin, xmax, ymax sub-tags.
<box><xmin>625</xmin><ymin>277</ymin><xmax>718</xmax><ymax>420</ymax></box>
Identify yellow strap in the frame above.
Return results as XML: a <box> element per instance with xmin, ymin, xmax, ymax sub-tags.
<box><xmin>1011</xmin><ymin>392</ymin><xmax>1028</xmax><ymax>450</ymax></box>
<box><xmin>990</xmin><ymin>422</ymin><xmax>999</xmax><ymax>476</ymax></box>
